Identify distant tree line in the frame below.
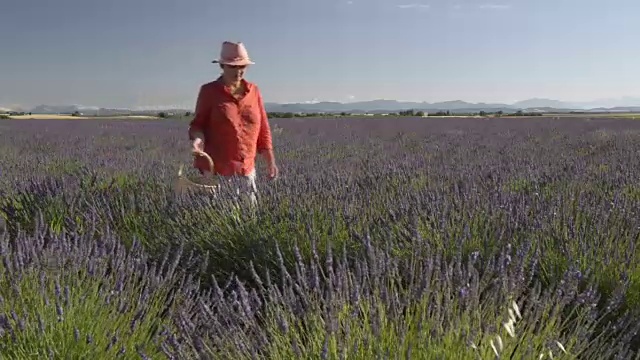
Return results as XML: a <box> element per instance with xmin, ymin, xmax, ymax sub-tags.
<box><xmin>1</xmin><ymin>111</ymin><xmax>30</xmax><ymax>116</ymax></box>
<box><xmin>167</xmin><ymin>109</ymin><xmax>544</xmax><ymax>120</ymax></box>
<box><xmin>264</xmin><ymin>109</ymin><xmax>543</xmax><ymax>118</ymax></box>
<box><xmin>156</xmin><ymin>111</ymin><xmax>192</xmax><ymax>118</ymax></box>
<box><xmin>266</xmin><ymin>112</ymin><xmax>330</xmax><ymax>119</ymax></box>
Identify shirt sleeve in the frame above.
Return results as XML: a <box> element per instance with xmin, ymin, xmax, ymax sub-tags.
<box><xmin>188</xmin><ymin>85</ymin><xmax>210</xmax><ymax>141</ymax></box>
<box><xmin>256</xmin><ymin>87</ymin><xmax>273</xmax><ymax>152</ymax></box>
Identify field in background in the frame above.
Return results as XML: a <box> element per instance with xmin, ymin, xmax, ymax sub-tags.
<box><xmin>2</xmin><ymin>111</ymin><xmax>640</xmax><ymax>121</ymax></box>
<box><xmin>541</xmin><ymin>112</ymin><xmax>640</xmax><ymax>118</ymax></box>
<box><xmin>1</xmin><ymin>115</ymin><xmax>640</xmax><ymax>358</ymax></box>
<box><xmin>5</xmin><ymin>113</ymin><xmax>160</xmax><ymax>120</ymax></box>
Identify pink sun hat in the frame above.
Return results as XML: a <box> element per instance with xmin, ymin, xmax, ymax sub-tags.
<box><xmin>212</xmin><ymin>41</ymin><xmax>255</xmax><ymax>66</ymax></box>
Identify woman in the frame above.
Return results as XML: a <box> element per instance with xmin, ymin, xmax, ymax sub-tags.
<box><xmin>188</xmin><ymin>41</ymin><xmax>278</xmax><ymax>205</ymax></box>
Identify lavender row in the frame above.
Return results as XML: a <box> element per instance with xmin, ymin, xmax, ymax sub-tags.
<box><xmin>0</xmin><ymin>218</ymin><xmax>636</xmax><ymax>358</ymax></box>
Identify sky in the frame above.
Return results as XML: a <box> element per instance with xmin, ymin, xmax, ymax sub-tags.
<box><xmin>1</xmin><ymin>0</ymin><xmax>639</xmax><ymax>110</ymax></box>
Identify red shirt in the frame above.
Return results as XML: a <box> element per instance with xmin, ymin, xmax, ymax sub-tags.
<box><xmin>188</xmin><ymin>77</ymin><xmax>273</xmax><ymax>176</ymax></box>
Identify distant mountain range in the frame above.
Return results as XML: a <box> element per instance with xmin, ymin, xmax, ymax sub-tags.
<box><xmin>3</xmin><ymin>97</ymin><xmax>640</xmax><ymax>115</ymax></box>
<box><xmin>263</xmin><ymin>97</ymin><xmax>640</xmax><ymax>114</ymax></box>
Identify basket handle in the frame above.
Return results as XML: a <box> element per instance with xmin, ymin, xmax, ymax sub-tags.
<box><xmin>192</xmin><ymin>149</ymin><xmax>215</xmax><ymax>174</ymax></box>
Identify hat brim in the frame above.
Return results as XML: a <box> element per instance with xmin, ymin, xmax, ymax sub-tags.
<box><xmin>212</xmin><ymin>59</ymin><xmax>255</xmax><ymax>65</ymax></box>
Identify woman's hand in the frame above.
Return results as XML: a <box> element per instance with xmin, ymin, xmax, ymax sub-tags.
<box><xmin>260</xmin><ymin>149</ymin><xmax>278</xmax><ymax>180</ymax></box>
<box><xmin>192</xmin><ymin>138</ymin><xmax>204</xmax><ymax>153</ymax></box>
<box><xmin>267</xmin><ymin>160</ymin><xmax>279</xmax><ymax>180</ymax></box>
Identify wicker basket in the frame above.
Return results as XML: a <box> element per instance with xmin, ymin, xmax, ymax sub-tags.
<box><xmin>173</xmin><ymin>150</ymin><xmax>220</xmax><ymax>197</ymax></box>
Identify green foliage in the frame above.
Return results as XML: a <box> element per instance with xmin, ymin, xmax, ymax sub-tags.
<box><xmin>0</xmin><ymin>268</ymin><xmax>173</xmax><ymax>358</ymax></box>
<box><xmin>1</xmin><ymin>117</ymin><xmax>640</xmax><ymax>357</ymax></box>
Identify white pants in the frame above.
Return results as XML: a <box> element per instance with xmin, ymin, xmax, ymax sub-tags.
<box><xmin>210</xmin><ymin>169</ymin><xmax>258</xmax><ymax>208</ymax></box>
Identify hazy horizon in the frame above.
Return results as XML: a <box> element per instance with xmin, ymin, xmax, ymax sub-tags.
<box><xmin>2</xmin><ymin>0</ymin><xmax>639</xmax><ymax>110</ymax></box>
<box><xmin>5</xmin><ymin>96</ymin><xmax>640</xmax><ymax>113</ymax></box>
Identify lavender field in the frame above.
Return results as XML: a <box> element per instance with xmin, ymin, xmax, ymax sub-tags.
<box><xmin>1</xmin><ymin>115</ymin><xmax>640</xmax><ymax>359</ymax></box>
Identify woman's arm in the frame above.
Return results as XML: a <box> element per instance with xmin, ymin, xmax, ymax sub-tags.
<box><xmin>188</xmin><ymin>84</ymin><xmax>210</xmax><ymax>142</ymax></box>
<box><xmin>256</xmin><ymin>86</ymin><xmax>274</xmax><ymax>155</ymax></box>
<box><xmin>255</xmin><ymin>87</ymin><xmax>278</xmax><ymax>178</ymax></box>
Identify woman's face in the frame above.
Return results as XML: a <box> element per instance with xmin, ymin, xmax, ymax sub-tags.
<box><xmin>222</xmin><ymin>64</ymin><xmax>247</xmax><ymax>82</ymax></box>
